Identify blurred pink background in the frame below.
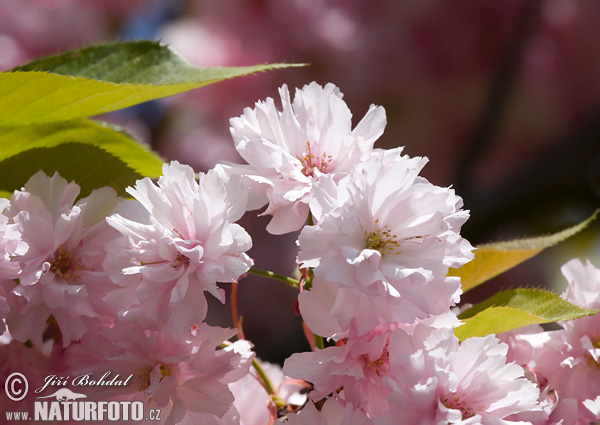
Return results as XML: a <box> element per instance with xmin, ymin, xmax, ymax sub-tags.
<box><xmin>3</xmin><ymin>0</ymin><xmax>599</xmax><ymax>363</ymax></box>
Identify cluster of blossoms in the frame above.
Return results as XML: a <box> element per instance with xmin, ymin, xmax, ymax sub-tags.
<box><xmin>0</xmin><ymin>82</ymin><xmax>599</xmax><ymax>424</ymax></box>
<box><xmin>0</xmin><ymin>164</ymin><xmax>257</xmax><ymax>424</ymax></box>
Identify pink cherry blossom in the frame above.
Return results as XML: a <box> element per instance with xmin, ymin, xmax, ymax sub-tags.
<box><xmin>0</xmin><ymin>329</ymin><xmax>57</xmax><ymax>412</ymax></box>
<box><xmin>279</xmin><ymin>397</ymin><xmax>371</xmax><ymax>425</ymax></box>
<box><xmin>562</xmin><ymin>258</ymin><xmax>600</xmax><ymax>310</ymax></box>
<box><xmin>229</xmin><ymin>360</ymin><xmax>308</xmax><ymax>425</ymax></box>
<box><xmin>0</xmin><ymin>285</ymin><xmax>11</xmax><ymax>336</ymax></box>
<box><xmin>65</xmin><ymin>323</ymin><xmax>254</xmax><ymax>425</ymax></box>
<box><xmin>216</xmin><ymin>82</ymin><xmax>386</xmax><ymax>234</ymax></box>
<box><xmin>530</xmin><ymin>258</ymin><xmax>600</xmax><ymax>424</ymax></box>
<box><xmin>285</xmin><ymin>324</ymin><xmax>539</xmax><ymax>422</ymax></box>
<box><xmin>582</xmin><ymin>396</ymin><xmax>600</xmax><ymax>421</ymax></box>
<box><xmin>0</xmin><ymin>198</ymin><xmax>27</xmax><ymax>335</ymax></box>
<box><xmin>297</xmin><ymin>149</ymin><xmax>473</xmax><ymax>324</ymax></box>
<box><xmin>284</xmin><ymin>325</ymin><xmax>394</xmax><ymax>417</ymax></box>
<box><xmin>3</xmin><ymin>171</ymin><xmax>120</xmax><ymax>347</ymax></box>
<box><xmin>0</xmin><ymin>198</ymin><xmax>26</xmax><ymax>281</ymax></box>
<box><xmin>104</xmin><ymin>161</ymin><xmax>253</xmax><ymax>332</ymax></box>
<box><xmin>298</xmin><ymin>276</ymin><xmax>461</xmax><ymax>339</ymax></box>
<box><xmin>374</xmin><ymin>326</ymin><xmax>541</xmax><ymax>424</ymax></box>
<box><xmin>496</xmin><ymin>326</ymin><xmax>560</xmax><ymax>425</ymax></box>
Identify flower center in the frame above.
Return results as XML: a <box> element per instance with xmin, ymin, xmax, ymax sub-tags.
<box><xmin>298</xmin><ymin>141</ymin><xmax>332</xmax><ymax>177</ymax></box>
<box><xmin>440</xmin><ymin>393</ymin><xmax>475</xmax><ymax>419</ymax></box>
<box><xmin>173</xmin><ymin>253</ymin><xmax>189</xmax><ymax>268</ymax></box>
<box><xmin>585</xmin><ymin>337</ymin><xmax>600</xmax><ymax>368</ymax></box>
<box><xmin>138</xmin><ymin>362</ymin><xmax>175</xmax><ymax>392</ymax></box>
<box><xmin>50</xmin><ymin>245</ymin><xmax>82</xmax><ymax>279</ymax></box>
<box><xmin>365</xmin><ymin>221</ymin><xmax>400</xmax><ymax>256</ymax></box>
<box><xmin>363</xmin><ymin>347</ymin><xmax>390</xmax><ymax>379</ymax></box>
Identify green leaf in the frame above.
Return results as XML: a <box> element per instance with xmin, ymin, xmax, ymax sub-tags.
<box><xmin>0</xmin><ymin>119</ymin><xmax>164</xmax><ymax>197</ymax></box>
<box><xmin>454</xmin><ymin>288</ymin><xmax>597</xmax><ymax>341</ymax></box>
<box><xmin>0</xmin><ymin>40</ymin><xmax>301</xmax><ymax>126</ymax></box>
<box><xmin>449</xmin><ymin>211</ymin><xmax>599</xmax><ymax>292</ymax></box>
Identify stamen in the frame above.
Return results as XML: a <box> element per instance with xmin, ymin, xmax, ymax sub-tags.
<box><xmin>172</xmin><ymin>253</ymin><xmax>189</xmax><ymax>269</ymax></box>
<box><xmin>585</xmin><ymin>338</ymin><xmax>600</xmax><ymax>368</ymax></box>
<box><xmin>138</xmin><ymin>363</ymin><xmax>175</xmax><ymax>392</ymax></box>
<box><xmin>365</xmin><ymin>224</ymin><xmax>400</xmax><ymax>256</ymax></box>
<box><xmin>440</xmin><ymin>393</ymin><xmax>476</xmax><ymax>419</ymax></box>
<box><xmin>50</xmin><ymin>245</ymin><xmax>82</xmax><ymax>279</ymax></box>
<box><xmin>364</xmin><ymin>348</ymin><xmax>390</xmax><ymax>378</ymax></box>
<box><xmin>173</xmin><ymin>228</ymin><xmax>185</xmax><ymax>239</ymax></box>
<box><xmin>298</xmin><ymin>141</ymin><xmax>333</xmax><ymax>177</ymax></box>
<box><xmin>140</xmin><ymin>260</ymin><xmax>169</xmax><ymax>266</ymax></box>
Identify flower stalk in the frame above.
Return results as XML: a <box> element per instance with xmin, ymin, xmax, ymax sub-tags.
<box><xmin>247</xmin><ymin>268</ymin><xmax>300</xmax><ymax>289</ymax></box>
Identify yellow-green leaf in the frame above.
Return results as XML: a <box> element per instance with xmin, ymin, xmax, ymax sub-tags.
<box><xmin>0</xmin><ymin>40</ymin><xmax>301</xmax><ymax>126</ymax></box>
<box><xmin>454</xmin><ymin>288</ymin><xmax>597</xmax><ymax>341</ymax></box>
<box><xmin>449</xmin><ymin>211</ymin><xmax>598</xmax><ymax>292</ymax></box>
<box><xmin>0</xmin><ymin>119</ymin><xmax>164</xmax><ymax>197</ymax></box>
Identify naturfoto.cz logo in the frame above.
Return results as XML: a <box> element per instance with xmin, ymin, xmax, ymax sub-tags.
<box><xmin>4</xmin><ymin>372</ymin><xmax>161</xmax><ymax>422</ymax></box>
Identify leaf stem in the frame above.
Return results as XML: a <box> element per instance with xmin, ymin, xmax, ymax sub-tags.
<box><xmin>231</xmin><ymin>281</ymin><xmax>245</xmax><ymax>340</ymax></box>
<box><xmin>247</xmin><ymin>268</ymin><xmax>299</xmax><ymax>289</ymax></box>
<box><xmin>252</xmin><ymin>357</ymin><xmax>287</xmax><ymax>409</ymax></box>
<box><xmin>302</xmin><ymin>321</ymin><xmax>324</xmax><ymax>350</ymax></box>
<box><xmin>219</xmin><ymin>342</ymin><xmax>286</xmax><ymax>409</ymax></box>
<box><xmin>314</xmin><ymin>334</ymin><xmax>324</xmax><ymax>350</ymax></box>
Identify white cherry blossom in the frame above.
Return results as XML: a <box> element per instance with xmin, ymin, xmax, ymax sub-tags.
<box><xmin>298</xmin><ymin>149</ymin><xmax>473</xmax><ymax>324</ymax></box>
<box><xmin>216</xmin><ymin>82</ymin><xmax>386</xmax><ymax>234</ymax></box>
